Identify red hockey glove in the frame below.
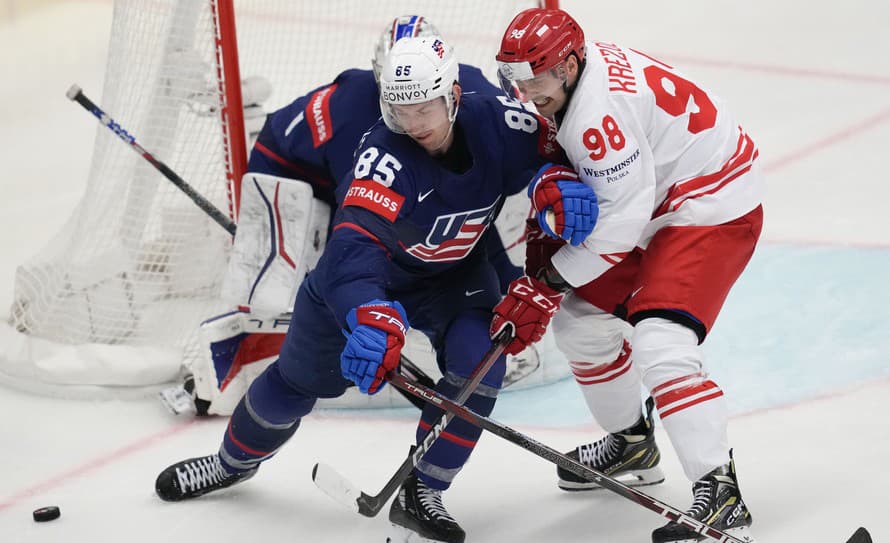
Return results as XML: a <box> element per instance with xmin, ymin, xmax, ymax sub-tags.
<box><xmin>490</xmin><ymin>276</ymin><xmax>563</xmax><ymax>355</ymax></box>
<box><xmin>524</xmin><ymin>217</ymin><xmax>566</xmax><ymax>280</ymax></box>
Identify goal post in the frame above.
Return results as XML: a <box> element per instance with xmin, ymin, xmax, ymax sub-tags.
<box><xmin>1</xmin><ymin>0</ymin><xmax>566</xmax><ymax>402</ymax></box>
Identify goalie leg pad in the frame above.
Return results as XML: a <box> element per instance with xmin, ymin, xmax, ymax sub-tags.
<box><xmin>223</xmin><ymin>172</ymin><xmax>331</xmax><ymax>316</ymax></box>
<box><xmin>191</xmin><ymin>308</ymin><xmax>290</xmax><ymax>416</ymax></box>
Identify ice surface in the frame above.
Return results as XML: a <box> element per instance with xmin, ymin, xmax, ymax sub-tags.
<box><xmin>1</xmin><ymin>1</ymin><xmax>888</xmax><ymax>541</ymax></box>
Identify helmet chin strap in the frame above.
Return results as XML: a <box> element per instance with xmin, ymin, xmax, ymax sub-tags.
<box><xmin>429</xmin><ymin>96</ymin><xmax>460</xmax><ymax>155</ymax></box>
<box><xmin>555</xmin><ymin>56</ymin><xmax>584</xmax><ymax>124</ymax></box>
<box><xmin>429</xmin><ymin>121</ymin><xmax>455</xmax><ymax>155</ymax></box>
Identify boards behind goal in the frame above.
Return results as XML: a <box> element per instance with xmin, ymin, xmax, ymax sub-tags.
<box><xmin>1</xmin><ymin>0</ymin><xmax>568</xmax><ymax>404</ymax></box>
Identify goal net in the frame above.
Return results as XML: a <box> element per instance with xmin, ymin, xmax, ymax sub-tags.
<box><xmin>1</xmin><ymin>0</ymin><xmax>569</xmax><ymax>403</ymax></box>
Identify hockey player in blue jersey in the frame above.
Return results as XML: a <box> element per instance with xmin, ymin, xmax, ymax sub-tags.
<box><xmin>187</xmin><ymin>15</ymin><xmax>526</xmax><ymax>417</ymax></box>
<box><xmin>155</xmin><ymin>35</ymin><xmax>597</xmax><ymax>543</ymax></box>
<box><xmin>248</xmin><ymin>15</ymin><xmax>520</xmax><ymax>291</ymax></box>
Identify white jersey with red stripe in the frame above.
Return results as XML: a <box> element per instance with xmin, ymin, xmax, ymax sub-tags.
<box><xmin>550</xmin><ymin>41</ymin><xmax>765</xmax><ymax>287</ymax></box>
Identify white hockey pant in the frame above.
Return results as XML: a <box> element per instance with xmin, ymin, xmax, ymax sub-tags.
<box><xmin>552</xmin><ymin>295</ymin><xmax>730</xmax><ymax>481</ymax></box>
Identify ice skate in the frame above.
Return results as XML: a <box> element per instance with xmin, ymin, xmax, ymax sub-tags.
<box><xmin>155</xmin><ymin>454</ymin><xmax>257</xmax><ymax>502</ymax></box>
<box><xmin>651</xmin><ymin>453</ymin><xmax>754</xmax><ymax>542</ymax></box>
<box><xmin>387</xmin><ymin>473</ymin><xmax>465</xmax><ymax>543</ymax></box>
<box><xmin>558</xmin><ymin>397</ymin><xmax>664</xmax><ymax>490</ymax></box>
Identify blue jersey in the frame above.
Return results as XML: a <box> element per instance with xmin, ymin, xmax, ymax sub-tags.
<box><xmin>312</xmin><ymin>93</ymin><xmax>561</xmax><ymax>327</ymax></box>
<box><xmin>247</xmin><ymin>65</ymin><xmax>503</xmax><ymax>208</ymax></box>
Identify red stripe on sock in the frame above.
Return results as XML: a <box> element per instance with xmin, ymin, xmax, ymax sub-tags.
<box><xmin>571</xmin><ymin>357</ymin><xmax>632</xmax><ymax>384</ymax></box>
<box><xmin>570</xmin><ymin>341</ymin><xmax>632</xmax><ymax>384</ymax></box>
<box><xmin>658</xmin><ymin>390</ymin><xmax>725</xmax><ymax>418</ymax></box>
<box><xmin>226</xmin><ymin>422</ymin><xmax>270</xmax><ymax>457</ymax></box>
<box><xmin>655</xmin><ymin>379</ymin><xmax>719</xmax><ymax>408</ymax></box>
<box><xmin>418</xmin><ymin>420</ymin><xmax>478</xmax><ymax>448</ymax></box>
<box><xmin>650</xmin><ymin>372</ymin><xmax>703</xmax><ymax>396</ymax></box>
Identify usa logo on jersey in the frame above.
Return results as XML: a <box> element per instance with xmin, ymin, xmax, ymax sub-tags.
<box><xmin>405</xmin><ymin>198</ymin><xmax>499</xmax><ymax>262</ymax></box>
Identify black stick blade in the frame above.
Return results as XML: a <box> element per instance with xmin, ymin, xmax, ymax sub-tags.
<box><xmin>846</xmin><ymin>527</ymin><xmax>872</xmax><ymax>543</ymax></box>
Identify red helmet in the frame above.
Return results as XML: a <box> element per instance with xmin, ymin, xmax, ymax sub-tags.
<box><xmin>496</xmin><ymin>8</ymin><xmax>585</xmax><ymax>80</ymax></box>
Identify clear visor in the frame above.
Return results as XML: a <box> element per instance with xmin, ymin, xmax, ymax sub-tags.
<box><xmin>381</xmin><ymin>95</ymin><xmax>452</xmax><ymax>136</ymax></box>
<box><xmin>497</xmin><ymin>61</ymin><xmax>568</xmax><ymax>105</ymax></box>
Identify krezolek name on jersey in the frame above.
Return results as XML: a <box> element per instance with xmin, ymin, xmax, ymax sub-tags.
<box><xmin>595</xmin><ymin>42</ymin><xmax>637</xmax><ymax>94</ymax></box>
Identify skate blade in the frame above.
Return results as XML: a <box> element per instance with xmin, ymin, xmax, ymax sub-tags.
<box><xmin>385</xmin><ymin>523</ymin><xmax>453</xmax><ymax>543</ymax></box>
<box><xmin>558</xmin><ymin>466</ymin><xmax>665</xmax><ymax>491</ymax></box>
<box><xmin>660</xmin><ymin>525</ymin><xmax>756</xmax><ymax>543</ymax></box>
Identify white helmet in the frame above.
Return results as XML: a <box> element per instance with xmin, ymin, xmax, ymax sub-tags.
<box><xmin>372</xmin><ymin>15</ymin><xmax>442</xmax><ymax>81</ymax></box>
<box><xmin>378</xmin><ymin>36</ymin><xmax>460</xmax><ymax>134</ymax></box>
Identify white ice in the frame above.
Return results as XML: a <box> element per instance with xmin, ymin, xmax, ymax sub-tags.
<box><xmin>1</xmin><ymin>1</ymin><xmax>889</xmax><ymax>542</ymax></box>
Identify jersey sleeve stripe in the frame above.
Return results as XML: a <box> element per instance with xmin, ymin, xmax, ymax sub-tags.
<box><xmin>253</xmin><ymin>141</ymin><xmax>333</xmax><ymax>188</ymax></box>
<box><xmin>333</xmin><ymin>222</ymin><xmax>392</xmax><ymax>258</ymax></box>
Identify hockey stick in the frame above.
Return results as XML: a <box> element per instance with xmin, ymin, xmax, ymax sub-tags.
<box><xmin>66</xmin><ymin>84</ymin><xmax>237</xmax><ymax>236</ymax></box>
<box><xmin>846</xmin><ymin>527</ymin><xmax>872</xmax><ymax>543</ymax></box>
<box><xmin>388</xmin><ymin>377</ymin><xmax>874</xmax><ymax>543</ymax></box>
<box><xmin>397</xmin><ymin>355</ymin><xmax>437</xmax><ymax>410</ymax></box>
<box><xmin>312</xmin><ymin>329</ymin><xmax>513</xmax><ymax>517</ymax></box>
<box><xmin>67</xmin><ymin>84</ymin><xmax>439</xmax><ymax>409</ymax></box>
<box><xmin>388</xmin><ymin>371</ymin><xmax>751</xmax><ymax>543</ymax></box>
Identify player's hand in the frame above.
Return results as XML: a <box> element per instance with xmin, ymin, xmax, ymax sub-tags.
<box><xmin>524</xmin><ymin>217</ymin><xmax>566</xmax><ymax>279</ymax></box>
<box><xmin>490</xmin><ymin>276</ymin><xmax>563</xmax><ymax>355</ymax></box>
<box><xmin>528</xmin><ymin>163</ymin><xmax>598</xmax><ymax>246</ymax></box>
<box><xmin>341</xmin><ymin>299</ymin><xmax>409</xmax><ymax>394</ymax></box>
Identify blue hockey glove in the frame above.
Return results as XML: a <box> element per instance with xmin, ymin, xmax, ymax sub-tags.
<box><xmin>528</xmin><ymin>163</ymin><xmax>598</xmax><ymax>246</ymax></box>
<box><xmin>341</xmin><ymin>299</ymin><xmax>409</xmax><ymax>395</ymax></box>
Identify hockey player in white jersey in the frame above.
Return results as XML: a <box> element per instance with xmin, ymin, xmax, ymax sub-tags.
<box><xmin>491</xmin><ymin>7</ymin><xmax>764</xmax><ymax>543</ymax></box>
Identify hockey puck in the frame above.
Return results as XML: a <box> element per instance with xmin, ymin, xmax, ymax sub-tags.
<box><xmin>32</xmin><ymin>506</ymin><xmax>61</xmax><ymax>522</ymax></box>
